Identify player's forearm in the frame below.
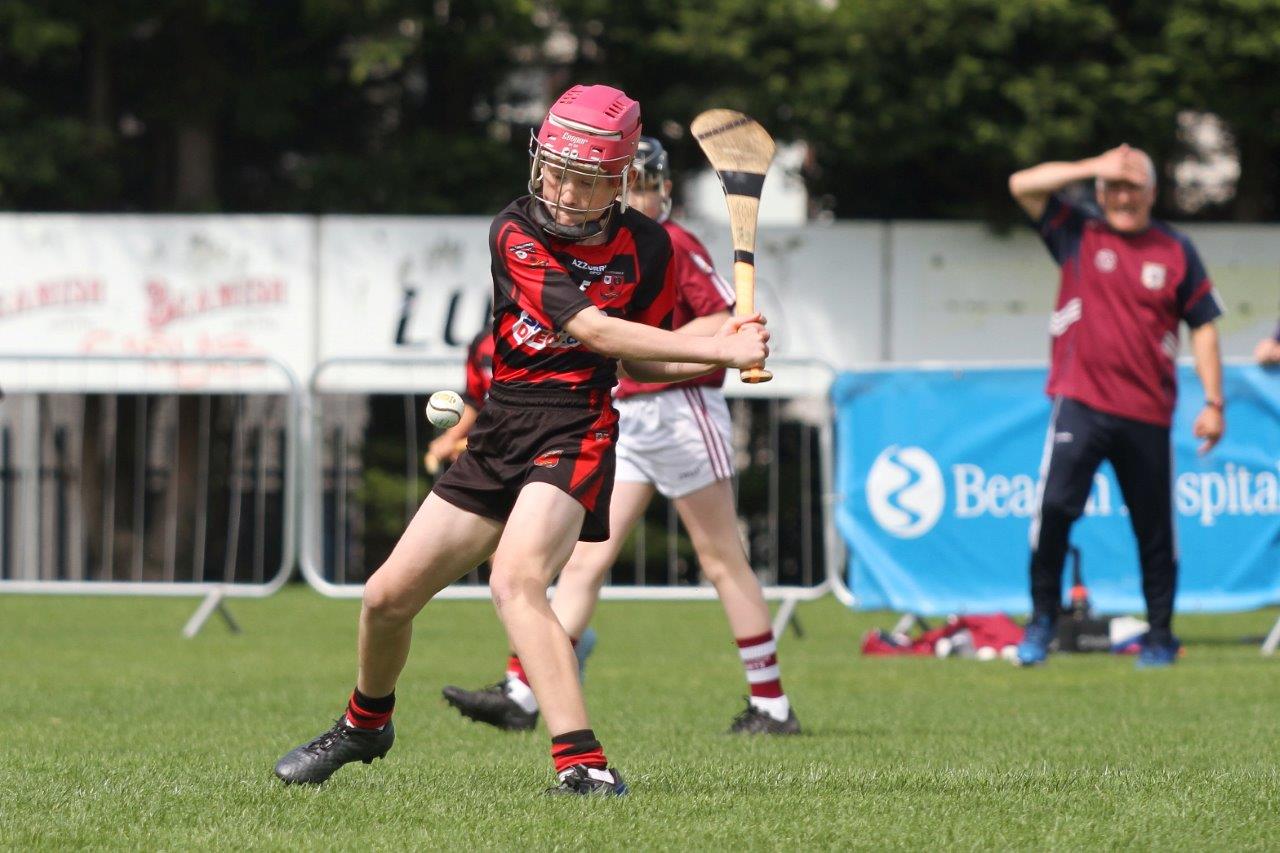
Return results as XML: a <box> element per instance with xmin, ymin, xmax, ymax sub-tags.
<box><xmin>676</xmin><ymin>311</ymin><xmax>730</xmax><ymax>337</ymax></box>
<box><xmin>1009</xmin><ymin>159</ymin><xmax>1100</xmax><ymax>198</ymax></box>
<box><xmin>619</xmin><ymin>359</ymin><xmax>716</xmax><ymax>383</ymax></box>
<box><xmin>1190</xmin><ymin>323</ymin><xmax>1224</xmax><ymax>403</ymax></box>
<box><xmin>567</xmin><ymin>309</ymin><xmax>729</xmax><ymax>366</ymax></box>
<box><xmin>1008</xmin><ymin>158</ymin><xmax>1101</xmax><ymax>219</ymax></box>
<box><xmin>620</xmin><ymin>312</ymin><xmax>734</xmax><ymax>378</ymax></box>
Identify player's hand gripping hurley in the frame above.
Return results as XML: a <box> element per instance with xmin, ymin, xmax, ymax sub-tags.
<box><xmin>691</xmin><ymin>109</ymin><xmax>776</xmax><ymax>383</ymax></box>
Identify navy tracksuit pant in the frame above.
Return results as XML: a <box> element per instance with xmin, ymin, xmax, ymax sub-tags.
<box><xmin>1029</xmin><ymin>397</ymin><xmax>1177</xmax><ymax>641</ymax></box>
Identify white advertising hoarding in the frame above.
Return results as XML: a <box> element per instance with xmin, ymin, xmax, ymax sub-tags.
<box><xmin>316</xmin><ymin>215</ymin><xmax>885</xmax><ymax>396</ymax></box>
<box><xmin>315</xmin><ymin>216</ymin><xmax>492</xmax><ymax>393</ymax></box>
<box><xmin>690</xmin><ymin>220</ymin><xmax>886</xmax><ymax>365</ymax></box>
<box><xmin>0</xmin><ymin>212</ymin><xmax>1273</xmax><ymax>395</ymax></box>
<box><xmin>887</xmin><ymin>221</ymin><xmax>1280</xmax><ymax>364</ymax></box>
<box><xmin>888</xmin><ymin>222</ymin><xmax>1058</xmax><ymax>363</ymax></box>
<box><xmin>1180</xmin><ymin>224</ymin><xmax>1280</xmax><ymax>358</ymax></box>
<box><xmin>0</xmin><ymin>215</ymin><xmax>315</xmax><ymax>392</ymax></box>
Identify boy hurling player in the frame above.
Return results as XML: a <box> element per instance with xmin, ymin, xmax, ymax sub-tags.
<box><xmin>444</xmin><ymin>137</ymin><xmax>799</xmax><ymax>735</ymax></box>
<box><xmin>273</xmin><ymin>85</ymin><xmax>769</xmax><ymax>796</ymax></box>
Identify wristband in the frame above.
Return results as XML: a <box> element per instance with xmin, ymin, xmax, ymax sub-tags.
<box><xmin>1204</xmin><ymin>398</ymin><xmax>1224</xmax><ymax>412</ymax></box>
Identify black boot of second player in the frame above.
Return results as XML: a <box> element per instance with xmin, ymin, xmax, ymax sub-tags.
<box><xmin>441</xmin><ymin>682</ymin><xmax>538</xmax><ymax>731</ymax></box>
<box><xmin>728</xmin><ymin>701</ymin><xmax>802</xmax><ymax>735</ymax></box>
<box><xmin>274</xmin><ymin>718</ymin><xmax>395</xmax><ymax>785</ymax></box>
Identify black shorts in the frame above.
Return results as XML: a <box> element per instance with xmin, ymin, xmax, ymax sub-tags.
<box><xmin>431</xmin><ymin>383</ymin><xmax>619</xmax><ymax>542</ymax></box>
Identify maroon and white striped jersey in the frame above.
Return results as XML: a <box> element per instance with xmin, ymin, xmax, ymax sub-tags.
<box><xmin>1035</xmin><ymin>194</ymin><xmax>1223</xmax><ymax>426</ymax></box>
<box><xmin>616</xmin><ymin>219</ymin><xmax>735</xmax><ymax>400</ymax></box>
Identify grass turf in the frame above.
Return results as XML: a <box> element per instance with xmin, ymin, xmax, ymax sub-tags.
<box><xmin>1</xmin><ymin>588</ymin><xmax>1278</xmax><ymax>850</ymax></box>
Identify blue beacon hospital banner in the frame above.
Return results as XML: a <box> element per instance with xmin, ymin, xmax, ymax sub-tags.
<box><xmin>833</xmin><ymin>365</ymin><xmax>1280</xmax><ymax>615</ymax></box>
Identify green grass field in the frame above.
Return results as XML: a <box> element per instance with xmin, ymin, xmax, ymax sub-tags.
<box><xmin>2</xmin><ymin>588</ymin><xmax>1278</xmax><ymax>850</ymax></box>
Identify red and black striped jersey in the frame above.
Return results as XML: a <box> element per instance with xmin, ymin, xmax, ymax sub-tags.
<box><xmin>489</xmin><ymin>196</ymin><xmax>675</xmax><ymax>392</ymax></box>
<box><xmin>461</xmin><ymin>324</ymin><xmax>495</xmax><ymax>409</ymax></box>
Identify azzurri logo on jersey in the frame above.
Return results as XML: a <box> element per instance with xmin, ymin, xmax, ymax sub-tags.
<box><xmin>570</xmin><ymin>258</ymin><xmax>608</xmax><ymax>276</ymax></box>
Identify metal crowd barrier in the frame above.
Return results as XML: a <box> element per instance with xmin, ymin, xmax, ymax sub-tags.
<box><xmin>0</xmin><ymin>354</ymin><xmax>302</xmax><ymax>635</ymax></box>
<box><xmin>299</xmin><ymin>356</ymin><xmax>850</xmax><ymax>635</ymax></box>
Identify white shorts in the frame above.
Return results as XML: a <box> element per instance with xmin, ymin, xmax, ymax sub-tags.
<box><xmin>614</xmin><ymin>386</ymin><xmax>734</xmax><ymax>499</ymax></box>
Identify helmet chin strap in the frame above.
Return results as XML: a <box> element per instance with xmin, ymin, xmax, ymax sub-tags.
<box><xmin>529</xmin><ymin>197</ymin><xmax>616</xmax><ymax>242</ymax></box>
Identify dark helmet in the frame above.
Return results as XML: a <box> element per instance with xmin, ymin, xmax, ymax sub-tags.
<box><xmin>633</xmin><ymin>136</ymin><xmax>672</xmax><ymax>219</ymax></box>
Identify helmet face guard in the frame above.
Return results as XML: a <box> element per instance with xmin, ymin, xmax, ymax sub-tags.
<box><xmin>528</xmin><ymin>85</ymin><xmax>641</xmax><ymax>242</ymax></box>
<box><xmin>633</xmin><ymin>136</ymin><xmax>672</xmax><ymax>221</ymax></box>
<box><xmin>528</xmin><ymin>136</ymin><xmax>632</xmax><ymax>241</ymax></box>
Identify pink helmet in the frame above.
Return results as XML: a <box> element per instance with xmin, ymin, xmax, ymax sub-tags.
<box><xmin>529</xmin><ymin>84</ymin><xmax>642</xmax><ymax>241</ymax></box>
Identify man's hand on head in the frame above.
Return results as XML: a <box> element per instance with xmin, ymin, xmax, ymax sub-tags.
<box><xmin>1092</xmin><ymin>145</ymin><xmax>1131</xmax><ymax>182</ymax></box>
<box><xmin>1094</xmin><ymin>144</ymin><xmax>1149</xmax><ymax>187</ymax></box>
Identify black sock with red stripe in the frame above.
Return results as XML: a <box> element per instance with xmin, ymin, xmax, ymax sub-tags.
<box><xmin>551</xmin><ymin>729</ymin><xmax>607</xmax><ymax>774</ymax></box>
<box><xmin>345</xmin><ymin>688</ymin><xmax>395</xmax><ymax>730</ymax></box>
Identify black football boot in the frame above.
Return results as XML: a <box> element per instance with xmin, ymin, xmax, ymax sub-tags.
<box><xmin>727</xmin><ymin>701</ymin><xmax>802</xmax><ymax>735</ymax></box>
<box><xmin>441</xmin><ymin>682</ymin><xmax>538</xmax><ymax>731</ymax></box>
<box><xmin>274</xmin><ymin>718</ymin><xmax>395</xmax><ymax>785</ymax></box>
<box><xmin>545</xmin><ymin>764</ymin><xmax>628</xmax><ymax>796</ymax></box>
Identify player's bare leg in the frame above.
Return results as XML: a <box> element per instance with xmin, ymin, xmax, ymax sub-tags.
<box><xmin>441</xmin><ymin>481</ymin><xmax>652</xmax><ymax>730</ymax></box>
<box><xmin>552</xmin><ymin>481</ymin><xmax>656</xmax><ymax>638</ymax></box>
<box><xmin>454</xmin><ymin>476</ymin><xmax>798</xmax><ymax>735</ymax></box>
<box><xmin>358</xmin><ymin>493</ymin><xmax>504</xmax><ymax>696</ymax></box>
<box><xmin>488</xmin><ymin>483</ymin><xmax>589</xmax><ymax>730</ymax></box>
<box><xmin>674</xmin><ymin>480</ymin><xmax>770</xmax><ymax>637</ymax></box>
<box><xmin>488</xmin><ymin>482</ymin><xmax>626</xmax><ymax>794</ymax></box>
<box><xmin>675</xmin><ymin>479</ymin><xmax>800</xmax><ymax>734</ymax></box>
<box><xmin>274</xmin><ymin>493</ymin><xmax>502</xmax><ymax>784</ymax></box>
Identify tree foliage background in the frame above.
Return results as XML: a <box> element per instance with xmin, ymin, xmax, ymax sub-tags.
<box><xmin>1</xmin><ymin>0</ymin><xmax>1276</xmax><ymax>221</ymax></box>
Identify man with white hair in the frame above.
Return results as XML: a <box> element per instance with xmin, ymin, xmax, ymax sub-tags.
<box><xmin>1008</xmin><ymin>143</ymin><xmax>1226</xmax><ymax>668</ymax></box>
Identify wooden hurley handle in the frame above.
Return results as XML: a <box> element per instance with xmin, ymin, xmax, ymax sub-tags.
<box><xmin>733</xmin><ymin>259</ymin><xmax>772</xmax><ymax>384</ymax></box>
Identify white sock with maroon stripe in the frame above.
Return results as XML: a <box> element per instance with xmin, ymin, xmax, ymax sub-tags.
<box><xmin>736</xmin><ymin>630</ymin><xmax>791</xmax><ymax>721</ymax></box>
